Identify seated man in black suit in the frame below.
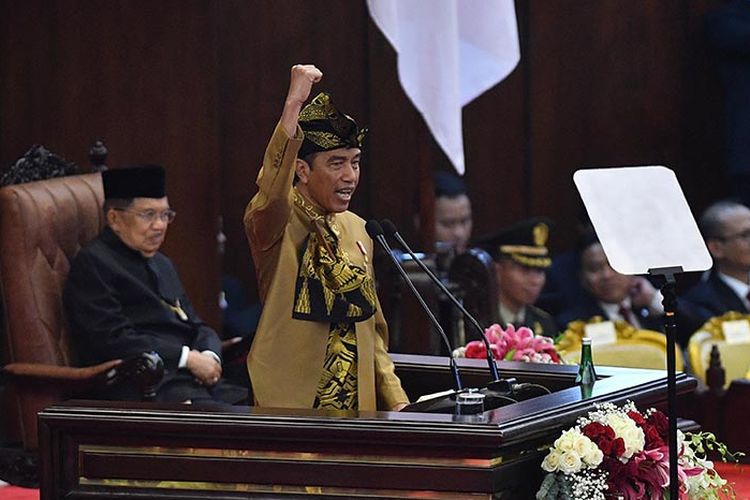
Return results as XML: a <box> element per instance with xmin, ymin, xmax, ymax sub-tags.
<box><xmin>64</xmin><ymin>165</ymin><xmax>247</xmax><ymax>404</ymax></box>
<box><xmin>557</xmin><ymin>233</ymin><xmax>667</xmax><ymax>338</ymax></box>
<box><xmin>680</xmin><ymin>200</ymin><xmax>750</xmax><ymax>331</ymax></box>
<box><xmin>480</xmin><ymin>218</ymin><xmax>558</xmax><ymax>338</ymax></box>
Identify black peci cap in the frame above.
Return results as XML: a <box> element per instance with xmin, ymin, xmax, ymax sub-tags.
<box><xmin>102</xmin><ymin>165</ymin><xmax>166</xmax><ymax>200</ymax></box>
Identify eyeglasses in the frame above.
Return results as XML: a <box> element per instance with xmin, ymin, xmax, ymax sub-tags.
<box><xmin>114</xmin><ymin>208</ymin><xmax>177</xmax><ymax>224</ymax></box>
<box><xmin>719</xmin><ymin>229</ymin><xmax>750</xmax><ymax>242</ymax></box>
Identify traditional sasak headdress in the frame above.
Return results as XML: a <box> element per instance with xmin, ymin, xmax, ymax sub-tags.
<box><xmin>298</xmin><ymin>92</ymin><xmax>367</xmax><ymax>159</ymax></box>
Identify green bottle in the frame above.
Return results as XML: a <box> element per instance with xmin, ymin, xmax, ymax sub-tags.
<box><xmin>575</xmin><ymin>337</ymin><xmax>597</xmax><ymax>396</ymax></box>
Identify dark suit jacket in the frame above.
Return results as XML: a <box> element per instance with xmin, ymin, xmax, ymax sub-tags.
<box><xmin>64</xmin><ymin>227</ymin><xmax>225</xmax><ymax>401</ymax></box>
<box><xmin>557</xmin><ymin>292</ymin><xmax>664</xmax><ymax>334</ymax></box>
<box><xmin>680</xmin><ymin>270</ymin><xmax>749</xmax><ymax>333</ymax></box>
<box><xmin>557</xmin><ymin>289</ymin><xmax>702</xmax><ymax>348</ymax></box>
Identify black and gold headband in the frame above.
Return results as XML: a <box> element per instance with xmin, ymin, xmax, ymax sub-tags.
<box><xmin>298</xmin><ymin>92</ymin><xmax>367</xmax><ymax>159</ymax></box>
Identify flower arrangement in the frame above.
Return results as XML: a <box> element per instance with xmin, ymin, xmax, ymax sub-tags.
<box><xmin>536</xmin><ymin>401</ymin><xmax>743</xmax><ymax>500</ymax></box>
<box><xmin>453</xmin><ymin>323</ymin><xmax>563</xmax><ymax>364</ymax></box>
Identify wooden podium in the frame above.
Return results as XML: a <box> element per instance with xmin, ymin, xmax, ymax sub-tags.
<box><xmin>38</xmin><ymin>355</ymin><xmax>695</xmax><ymax>499</ymax></box>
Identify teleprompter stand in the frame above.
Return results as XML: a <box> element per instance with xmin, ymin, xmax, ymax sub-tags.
<box><xmin>648</xmin><ymin>265</ymin><xmax>682</xmax><ymax>500</ymax></box>
<box><xmin>575</xmin><ymin>166</ymin><xmax>712</xmax><ymax>499</ymax></box>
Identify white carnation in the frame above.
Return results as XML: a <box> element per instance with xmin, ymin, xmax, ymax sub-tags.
<box><xmin>604</xmin><ymin>413</ymin><xmax>644</xmax><ymax>460</ymax></box>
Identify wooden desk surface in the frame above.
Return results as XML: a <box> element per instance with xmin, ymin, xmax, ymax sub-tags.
<box><xmin>38</xmin><ymin>355</ymin><xmax>695</xmax><ymax>499</ymax></box>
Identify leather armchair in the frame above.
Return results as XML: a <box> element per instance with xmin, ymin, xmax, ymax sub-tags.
<box><xmin>0</xmin><ymin>173</ymin><xmax>163</xmax><ymax>451</ymax></box>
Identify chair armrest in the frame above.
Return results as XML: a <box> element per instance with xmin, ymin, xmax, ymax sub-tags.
<box><xmin>2</xmin><ymin>352</ymin><xmax>165</xmax><ymax>400</ymax></box>
<box><xmin>2</xmin><ymin>359</ymin><xmax>122</xmax><ymax>381</ymax></box>
<box><xmin>110</xmin><ymin>352</ymin><xmax>164</xmax><ymax>400</ymax></box>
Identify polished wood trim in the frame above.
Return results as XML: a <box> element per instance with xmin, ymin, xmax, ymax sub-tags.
<box><xmin>39</xmin><ymin>356</ymin><xmax>696</xmax><ymax>499</ymax></box>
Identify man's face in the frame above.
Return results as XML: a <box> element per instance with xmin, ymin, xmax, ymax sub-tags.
<box><xmin>295</xmin><ymin>147</ymin><xmax>360</xmax><ymax>213</ymax></box>
<box><xmin>108</xmin><ymin>197</ymin><xmax>171</xmax><ymax>258</ymax></box>
<box><xmin>495</xmin><ymin>259</ymin><xmax>546</xmax><ymax>310</ymax></box>
<box><xmin>709</xmin><ymin>205</ymin><xmax>750</xmax><ymax>272</ymax></box>
<box><xmin>435</xmin><ymin>194</ymin><xmax>473</xmax><ymax>254</ymax></box>
<box><xmin>580</xmin><ymin>243</ymin><xmax>632</xmax><ymax>304</ymax></box>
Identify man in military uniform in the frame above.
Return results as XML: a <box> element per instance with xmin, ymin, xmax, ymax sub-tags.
<box><xmin>244</xmin><ymin>64</ymin><xmax>408</xmax><ymax>412</ymax></box>
<box><xmin>64</xmin><ymin>165</ymin><xmax>247</xmax><ymax>404</ymax></box>
<box><xmin>481</xmin><ymin>218</ymin><xmax>559</xmax><ymax>337</ymax></box>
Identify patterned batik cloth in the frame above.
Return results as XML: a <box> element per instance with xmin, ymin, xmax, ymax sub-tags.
<box><xmin>292</xmin><ymin>192</ymin><xmax>376</xmax><ymax>410</ymax></box>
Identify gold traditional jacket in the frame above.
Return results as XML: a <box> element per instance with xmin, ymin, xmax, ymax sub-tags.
<box><xmin>244</xmin><ymin>121</ymin><xmax>408</xmax><ymax>411</ymax></box>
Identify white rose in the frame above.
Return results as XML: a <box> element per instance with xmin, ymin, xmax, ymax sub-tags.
<box><xmin>584</xmin><ymin>444</ymin><xmax>603</xmax><ymax>467</ymax></box>
<box><xmin>555</xmin><ymin>428</ymin><xmax>579</xmax><ymax>452</ymax></box>
<box><xmin>572</xmin><ymin>433</ymin><xmax>592</xmax><ymax>457</ymax></box>
<box><xmin>541</xmin><ymin>450</ymin><xmax>562</xmax><ymax>472</ymax></box>
<box><xmin>558</xmin><ymin>451</ymin><xmax>583</xmax><ymax>474</ymax></box>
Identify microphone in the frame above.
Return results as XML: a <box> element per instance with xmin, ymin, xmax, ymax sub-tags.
<box><xmin>365</xmin><ymin>220</ymin><xmax>463</xmax><ymax>392</ymax></box>
<box><xmin>380</xmin><ymin>219</ymin><xmax>501</xmax><ymax>382</ymax></box>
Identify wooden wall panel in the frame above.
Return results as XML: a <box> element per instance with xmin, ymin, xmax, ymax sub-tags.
<box><xmin>0</xmin><ymin>0</ymin><xmax>730</xmax><ymax>339</ymax></box>
<box><xmin>216</xmin><ymin>0</ymin><xmax>372</xmax><ymax>299</ymax></box>
<box><xmin>0</xmin><ymin>0</ymin><xmax>221</xmax><ymax>326</ymax></box>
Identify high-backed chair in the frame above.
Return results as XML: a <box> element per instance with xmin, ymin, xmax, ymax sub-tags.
<box><xmin>557</xmin><ymin>317</ymin><xmax>684</xmax><ymax>371</ymax></box>
<box><xmin>449</xmin><ymin>248</ymin><xmax>500</xmax><ymax>328</ymax></box>
<box><xmin>0</xmin><ymin>173</ymin><xmax>162</xmax><ymax>451</ymax></box>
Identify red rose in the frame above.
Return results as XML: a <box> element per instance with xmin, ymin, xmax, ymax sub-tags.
<box><xmin>627</xmin><ymin>410</ymin><xmax>646</xmax><ymax>426</ymax></box>
<box><xmin>610</xmin><ymin>437</ymin><xmax>625</xmax><ymax>457</ymax></box>
<box><xmin>647</xmin><ymin>411</ymin><xmax>669</xmax><ymax>442</ymax></box>
<box><xmin>644</xmin><ymin>426</ymin><xmax>665</xmax><ymax>449</ymax></box>
<box><xmin>598</xmin><ymin>437</ymin><xmax>614</xmax><ymax>455</ymax></box>
<box><xmin>583</xmin><ymin>422</ymin><xmax>615</xmax><ymax>440</ymax></box>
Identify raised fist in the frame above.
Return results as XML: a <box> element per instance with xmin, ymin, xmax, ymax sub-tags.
<box><xmin>286</xmin><ymin>64</ymin><xmax>323</xmax><ymax>107</ymax></box>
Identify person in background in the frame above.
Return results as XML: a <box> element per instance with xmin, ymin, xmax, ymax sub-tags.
<box><xmin>64</xmin><ymin>165</ymin><xmax>247</xmax><ymax>404</ymax></box>
<box><xmin>680</xmin><ymin>200</ymin><xmax>750</xmax><ymax>332</ymax></box>
<box><xmin>433</xmin><ymin>170</ymin><xmax>473</xmax><ymax>256</ymax></box>
<box><xmin>557</xmin><ymin>233</ymin><xmax>666</xmax><ymax>338</ymax></box>
<box><xmin>480</xmin><ymin>218</ymin><xmax>558</xmax><ymax>338</ymax></box>
<box><xmin>536</xmin><ymin>205</ymin><xmax>593</xmax><ymax>318</ymax></box>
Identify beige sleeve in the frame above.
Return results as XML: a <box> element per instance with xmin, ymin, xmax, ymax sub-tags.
<box><xmin>373</xmin><ymin>290</ymin><xmax>409</xmax><ymax>409</ymax></box>
<box><xmin>244</xmin><ymin>121</ymin><xmax>304</xmax><ymax>251</ymax></box>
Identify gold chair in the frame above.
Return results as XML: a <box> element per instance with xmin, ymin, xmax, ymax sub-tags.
<box><xmin>557</xmin><ymin>317</ymin><xmax>684</xmax><ymax>371</ymax></box>
<box><xmin>688</xmin><ymin>311</ymin><xmax>750</xmax><ymax>388</ymax></box>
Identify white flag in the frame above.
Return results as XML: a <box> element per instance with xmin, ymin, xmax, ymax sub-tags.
<box><xmin>367</xmin><ymin>0</ymin><xmax>520</xmax><ymax>174</ymax></box>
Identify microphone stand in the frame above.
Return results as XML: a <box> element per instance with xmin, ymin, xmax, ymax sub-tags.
<box><xmin>366</xmin><ymin>221</ymin><xmax>463</xmax><ymax>392</ymax></box>
<box><xmin>381</xmin><ymin>219</ymin><xmax>501</xmax><ymax>382</ymax></box>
